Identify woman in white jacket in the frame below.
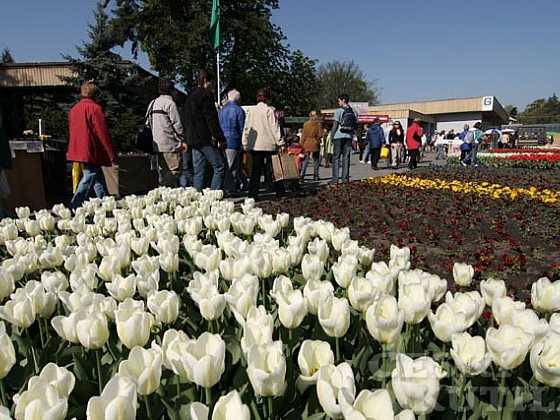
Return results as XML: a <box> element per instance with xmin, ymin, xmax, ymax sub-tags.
<box><xmin>242</xmin><ymin>88</ymin><xmax>285</xmax><ymax>199</ymax></box>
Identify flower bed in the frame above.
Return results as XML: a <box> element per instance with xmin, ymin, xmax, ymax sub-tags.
<box><xmin>488</xmin><ymin>148</ymin><xmax>560</xmax><ymax>154</ymax></box>
<box><xmin>0</xmin><ymin>189</ymin><xmax>559</xmax><ymax>419</ymax></box>
<box><xmin>448</xmin><ymin>154</ymin><xmax>560</xmax><ymax>169</ymax></box>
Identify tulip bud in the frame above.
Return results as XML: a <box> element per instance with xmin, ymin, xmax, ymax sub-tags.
<box><xmin>115</xmin><ymin>299</ymin><xmax>154</xmax><ymax>349</ymax></box>
<box><xmin>453</xmin><ymin>262</ymin><xmax>474</xmax><ymax>287</ymax></box>
<box><xmin>389</xmin><ymin>245</ymin><xmax>410</xmax><ymax>271</ymax></box>
<box><xmin>301</xmin><ymin>254</ymin><xmax>324</xmax><ymax>283</ymax></box>
<box><xmin>366</xmin><ymin>294</ymin><xmax>404</xmax><ymax>345</ymax></box>
<box><xmin>480</xmin><ymin>278</ymin><xmax>507</xmax><ymax>306</ymax></box>
<box><xmin>348</xmin><ymin>276</ymin><xmax>380</xmax><ymax>313</ymax></box>
<box><xmin>316</xmin><ymin>362</ymin><xmax>355</xmax><ymax>418</ymax></box>
<box><xmin>247</xmin><ymin>341</ymin><xmax>287</xmax><ymax>397</ymax></box>
<box><xmin>86</xmin><ymin>375</ymin><xmax>138</xmax><ymax>420</ymax></box>
<box><xmin>118</xmin><ymin>344</ymin><xmax>162</xmax><ymax>395</ymax></box>
<box><xmin>332</xmin><ymin>254</ymin><xmax>358</xmax><ymax>289</ymax></box>
<box><xmin>318</xmin><ymin>294</ymin><xmax>350</xmax><ymax>338</ymax></box>
<box><xmin>241</xmin><ymin>306</ymin><xmax>274</xmax><ymax>355</ymax></box>
<box><xmin>271</xmin><ymin>276</ymin><xmax>307</xmax><ymax>329</ymax></box>
<box><xmin>225</xmin><ymin>275</ymin><xmax>259</xmax><ymax>325</ymax></box>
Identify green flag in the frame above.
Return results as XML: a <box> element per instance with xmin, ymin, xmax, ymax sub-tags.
<box><xmin>210</xmin><ymin>0</ymin><xmax>220</xmax><ymax>50</ymax></box>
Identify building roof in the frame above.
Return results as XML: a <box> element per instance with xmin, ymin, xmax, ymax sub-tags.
<box><xmin>0</xmin><ymin>62</ymin><xmax>74</xmax><ymax>88</ymax></box>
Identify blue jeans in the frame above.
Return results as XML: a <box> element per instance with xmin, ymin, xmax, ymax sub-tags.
<box><xmin>300</xmin><ymin>151</ymin><xmax>320</xmax><ymax>180</ymax></box>
<box><xmin>179</xmin><ymin>149</ymin><xmax>194</xmax><ymax>188</ymax></box>
<box><xmin>467</xmin><ymin>143</ymin><xmax>480</xmax><ymax>165</ymax></box>
<box><xmin>361</xmin><ymin>143</ymin><xmax>370</xmax><ymax>162</ymax></box>
<box><xmin>70</xmin><ymin>164</ymin><xmax>107</xmax><ymax>208</ymax></box>
<box><xmin>331</xmin><ymin>138</ymin><xmax>352</xmax><ymax>183</ymax></box>
<box><xmin>224</xmin><ymin>149</ymin><xmax>246</xmax><ymax>192</ymax></box>
<box><xmin>192</xmin><ymin>145</ymin><xmax>226</xmax><ymax>191</ymax></box>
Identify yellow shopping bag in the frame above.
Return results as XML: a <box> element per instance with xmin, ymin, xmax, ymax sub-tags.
<box><xmin>380</xmin><ymin>146</ymin><xmax>390</xmax><ymax>159</ymax></box>
<box><xmin>72</xmin><ymin>162</ymin><xmax>82</xmax><ymax>193</ymax></box>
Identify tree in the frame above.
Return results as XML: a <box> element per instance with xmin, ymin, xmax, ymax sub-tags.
<box><xmin>504</xmin><ymin>105</ymin><xmax>518</xmax><ymax>118</ymax></box>
<box><xmin>104</xmin><ymin>0</ymin><xmax>318</xmax><ymax>112</ymax></box>
<box><xmin>315</xmin><ymin>60</ymin><xmax>379</xmax><ymax>109</ymax></box>
<box><xmin>1</xmin><ymin>48</ymin><xmax>14</xmax><ymax>64</ymax></box>
<box><xmin>518</xmin><ymin>94</ymin><xmax>560</xmax><ymax>124</ymax></box>
<box><xmin>63</xmin><ymin>3</ymin><xmax>150</xmax><ymax>151</ymax></box>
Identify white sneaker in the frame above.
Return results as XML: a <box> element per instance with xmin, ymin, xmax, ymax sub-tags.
<box><xmin>359</xmin><ymin>160</ymin><xmax>364</xmax><ymax>164</ymax></box>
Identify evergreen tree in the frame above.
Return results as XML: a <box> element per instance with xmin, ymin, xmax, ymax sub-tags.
<box><xmin>519</xmin><ymin>94</ymin><xmax>560</xmax><ymax>124</ymax></box>
<box><xmin>63</xmin><ymin>2</ymin><xmax>149</xmax><ymax>151</ymax></box>
<box><xmin>1</xmin><ymin>48</ymin><xmax>14</xmax><ymax>64</ymax></box>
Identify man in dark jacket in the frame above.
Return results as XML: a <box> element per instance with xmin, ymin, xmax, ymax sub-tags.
<box><xmin>183</xmin><ymin>71</ymin><xmax>226</xmax><ymax>191</ymax></box>
<box><xmin>366</xmin><ymin>119</ymin><xmax>386</xmax><ymax>170</ymax></box>
<box><xmin>219</xmin><ymin>89</ymin><xmax>246</xmax><ymax>193</ymax></box>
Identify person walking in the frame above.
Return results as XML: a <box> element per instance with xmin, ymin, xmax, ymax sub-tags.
<box><xmin>183</xmin><ymin>71</ymin><xmax>226</xmax><ymax>192</ymax></box>
<box><xmin>405</xmin><ymin>118</ymin><xmax>423</xmax><ymax>170</ymax></box>
<box><xmin>219</xmin><ymin>89</ymin><xmax>246</xmax><ymax>194</ymax></box>
<box><xmin>330</xmin><ymin>94</ymin><xmax>356</xmax><ymax>184</ymax></box>
<box><xmin>300</xmin><ymin>111</ymin><xmax>322</xmax><ymax>181</ymax></box>
<box><xmin>360</xmin><ymin>125</ymin><xmax>371</xmax><ymax>164</ymax></box>
<box><xmin>67</xmin><ymin>82</ymin><xmax>116</xmax><ymax>208</ymax></box>
<box><xmin>321</xmin><ymin>129</ymin><xmax>333</xmax><ymax>168</ymax></box>
<box><xmin>365</xmin><ymin>119</ymin><xmax>386</xmax><ymax>170</ymax></box>
<box><xmin>464</xmin><ymin>122</ymin><xmax>483</xmax><ymax>167</ymax></box>
<box><xmin>435</xmin><ymin>130</ymin><xmax>447</xmax><ymax>160</ymax></box>
<box><xmin>242</xmin><ymin>88</ymin><xmax>285</xmax><ymax>199</ymax></box>
<box><xmin>146</xmin><ymin>79</ymin><xmax>185</xmax><ymax>187</ymax></box>
<box><xmin>388</xmin><ymin>121</ymin><xmax>405</xmax><ymax>169</ymax></box>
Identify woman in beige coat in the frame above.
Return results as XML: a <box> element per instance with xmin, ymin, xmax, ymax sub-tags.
<box><xmin>242</xmin><ymin>88</ymin><xmax>285</xmax><ymax>199</ymax></box>
<box><xmin>300</xmin><ymin>111</ymin><xmax>323</xmax><ymax>181</ymax></box>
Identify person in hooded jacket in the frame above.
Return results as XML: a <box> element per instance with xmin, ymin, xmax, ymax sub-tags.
<box><xmin>366</xmin><ymin>119</ymin><xmax>386</xmax><ymax>170</ymax></box>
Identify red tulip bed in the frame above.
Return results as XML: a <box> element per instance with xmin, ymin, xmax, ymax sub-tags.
<box><xmin>261</xmin><ymin>168</ymin><xmax>560</xmax><ymax>302</ymax></box>
<box><xmin>449</xmin><ymin>149</ymin><xmax>560</xmax><ymax>169</ymax></box>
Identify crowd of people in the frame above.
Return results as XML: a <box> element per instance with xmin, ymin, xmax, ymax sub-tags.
<box><xmin>66</xmin><ymin>75</ymin><xmax>445</xmax><ymax>207</ymax></box>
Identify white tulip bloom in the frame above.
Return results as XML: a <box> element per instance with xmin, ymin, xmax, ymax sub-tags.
<box><xmin>550</xmin><ymin>313</ymin><xmax>560</xmax><ymax>334</ymax></box>
<box><xmin>366</xmin><ymin>294</ymin><xmax>405</xmax><ymax>345</ymax></box>
<box><xmin>492</xmin><ymin>296</ymin><xmax>525</xmax><ymax>325</ymax></box>
<box><xmin>188</xmin><ymin>274</ymin><xmax>225</xmax><ymax>322</ymax></box>
<box><xmin>241</xmin><ymin>306</ymin><xmax>274</xmax><ymax>355</ymax></box>
<box><xmin>225</xmin><ymin>274</ymin><xmax>259</xmax><ymax>325</ymax></box>
<box><xmin>307</xmin><ymin>238</ymin><xmax>330</xmax><ymax>264</ymax></box>
<box><xmin>453</xmin><ymin>262</ymin><xmax>474</xmax><ymax>287</ymax></box>
<box><xmin>247</xmin><ymin>341</ymin><xmax>287</xmax><ymax>397</ymax></box>
<box><xmin>130</xmin><ymin>236</ymin><xmax>150</xmax><ymax>256</ymax></box>
<box><xmin>332</xmin><ymin>254</ymin><xmax>358</xmax><ymax>289</ymax></box>
<box><xmin>486</xmin><ymin>324</ymin><xmax>533</xmax><ymax>369</ymax></box>
<box><xmin>15</xmin><ymin>382</ymin><xmax>69</xmax><ymax>420</ymax></box>
<box><xmin>511</xmin><ymin>309</ymin><xmax>549</xmax><ymax>345</ymax></box>
<box><xmin>147</xmin><ymin>290</ymin><xmax>180</xmax><ymax>325</ymax></box>
<box><xmin>98</xmin><ymin>255</ymin><xmax>122</xmax><ymax>282</ymax></box>
<box><xmin>75</xmin><ymin>311</ymin><xmax>110</xmax><ymax>350</ymax></box>
<box><xmin>331</xmin><ymin>227</ymin><xmax>350</xmax><ymax>252</ymax></box>
<box><xmin>296</xmin><ymin>340</ymin><xmax>334</xmax><ymax>392</ymax></box>
<box><xmin>398</xmin><ymin>283</ymin><xmax>431</xmax><ymax>325</ymax></box>
<box><xmin>444</xmin><ymin>291</ymin><xmax>484</xmax><ymax>329</ymax></box>
<box><xmin>115</xmin><ymin>299</ymin><xmax>154</xmax><ymax>349</ymax></box>
<box><xmin>212</xmin><ymin>390</ymin><xmax>251</xmax><ymax>420</ymax></box>
<box><xmin>480</xmin><ymin>278</ymin><xmax>507</xmax><ymax>306</ymax></box>
<box><xmin>389</xmin><ymin>245</ymin><xmax>410</xmax><ymax>272</ymax></box>
<box><xmin>530</xmin><ymin>331</ymin><xmax>560</xmax><ymax>388</ymax></box>
<box><xmin>316</xmin><ymin>362</ymin><xmax>356</xmax><ymax>419</ymax></box>
<box><xmin>159</xmin><ymin>252</ymin><xmax>179</xmax><ymax>273</ymax></box>
<box><xmin>531</xmin><ymin>277</ymin><xmax>560</xmax><ymax>313</ymax></box>
<box><xmin>450</xmin><ymin>332</ymin><xmax>491</xmax><ymax>376</ymax></box>
<box><xmin>136</xmin><ymin>272</ymin><xmax>160</xmax><ymax>299</ymax></box>
<box><xmin>428</xmin><ymin>303</ymin><xmax>468</xmax><ymax>343</ymax></box>
<box><xmin>391</xmin><ymin>353</ymin><xmax>446</xmax><ymax>415</ymax></box>
<box><xmin>118</xmin><ymin>344</ymin><xmax>162</xmax><ymax>395</ymax></box>
<box><xmin>271</xmin><ymin>276</ymin><xmax>307</xmax><ymax>329</ymax></box>
<box><xmin>318</xmin><ymin>294</ymin><xmax>350</xmax><ymax>338</ymax></box>
<box><xmin>366</xmin><ymin>262</ymin><xmax>398</xmax><ymax>296</ymax></box>
<box><xmin>303</xmin><ymin>279</ymin><xmax>334</xmax><ymax>316</ymax></box>
<box><xmin>41</xmin><ymin>271</ymin><xmax>69</xmax><ymax>294</ymax></box>
<box><xmin>0</xmin><ymin>268</ymin><xmax>15</xmax><ymax>302</ymax></box>
<box><xmin>0</xmin><ymin>295</ymin><xmax>36</xmax><ymax>329</ymax></box>
<box><xmin>86</xmin><ymin>375</ymin><xmax>138</xmax><ymax>420</ymax></box>
<box><xmin>348</xmin><ymin>276</ymin><xmax>381</xmax><ymax>313</ymax></box>
<box><xmin>301</xmin><ymin>254</ymin><xmax>325</xmax><ymax>283</ymax></box>
<box><xmin>106</xmin><ymin>274</ymin><xmax>137</xmax><ymax>302</ymax></box>
<box><xmin>0</xmin><ymin>322</ymin><xmax>15</xmax><ymax>379</ymax></box>
<box><xmin>340</xmin><ymin>389</ymin><xmax>394</xmax><ymax>420</ymax></box>
<box><xmin>39</xmin><ymin>247</ymin><xmax>64</xmax><ymax>269</ymax></box>
<box><xmin>249</xmin><ymin>248</ymin><xmax>273</xmax><ymax>279</ymax></box>
<box><xmin>271</xmin><ymin>248</ymin><xmax>291</xmax><ymax>274</ymax></box>
<box><xmin>193</xmin><ymin>245</ymin><xmax>221</xmax><ymax>272</ymax></box>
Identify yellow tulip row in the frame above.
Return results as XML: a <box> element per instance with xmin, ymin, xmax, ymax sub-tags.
<box><xmin>368</xmin><ymin>174</ymin><xmax>560</xmax><ymax>205</ymax></box>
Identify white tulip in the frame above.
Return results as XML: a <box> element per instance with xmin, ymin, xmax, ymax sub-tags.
<box><xmin>316</xmin><ymin>362</ymin><xmax>355</xmax><ymax>419</ymax></box>
<box><xmin>271</xmin><ymin>248</ymin><xmax>291</xmax><ymax>274</ymax></box>
<box><xmin>398</xmin><ymin>283</ymin><xmax>431</xmax><ymax>325</ymax></box>
<box><xmin>106</xmin><ymin>274</ymin><xmax>137</xmax><ymax>302</ymax></box>
<box><xmin>86</xmin><ymin>375</ymin><xmax>138</xmax><ymax>420</ymax></box>
<box><xmin>366</xmin><ymin>294</ymin><xmax>404</xmax><ymax>345</ymax></box>
<box><xmin>428</xmin><ymin>303</ymin><xmax>468</xmax><ymax>343</ymax></box>
<box><xmin>492</xmin><ymin>296</ymin><xmax>525</xmax><ymax>325</ymax></box>
<box><xmin>249</xmin><ymin>248</ymin><xmax>273</xmax><ymax>278</ymax></box>
<box><xmin>184</xmin><ymin>216</ymin><xmax>203</xmax><ymax>236</ymax></box>
<box><xmin>212</xmin><ymin>390</ymin><xmax>251</xmax><ymax>420</ymax></box>
<box><xmin>389</xmin><ymin>245</ymin><xmax>410</xmax><ymax>271</ymax></box>
<box><xmin>307</xmin><ymin>238</ymin><xmax>330</xmax><ymax>264</ymax></box>
<box><xmin>51</xmin><ymin>312</ymin><xmax>81</xmax><ymax>344</ymax></box>
<box><xmin>331</xmin><ymin>228</ymin><xmax>350</xmax><ymax>252</ymax></box>
<box><xmin>27</xmin><ymin>363</ymin><xmax>75</xmax><ymax>399</ymax></box>
<box><xmin>271</xmin><ymin>276</ymin><xmax>307</xmax><ymax>329</ymax></box>
<box><xmin>444</xmin><ymin>291</ymin><xmax>484</xmax><ymax>329</ymax></box>
<box><xmin>348</xmin><ymin>276</ymin><xmax>380</xmax><ymax>313</ymax></box>
<box><xmin>41</xmin><ymin>271</ymin><xmax>68</xmax><ymax>293</ymax></box>
<box><xmin>118</xmin><ymin>344</ymin><xmax>162</xmax><ymax>395</ymax></box>
<box><xmin>115</xmin><ymin>299</ymin><xmax>154</xmax><ymax>349</ymax></box>
<box><xmin>24</xmin><ymin>219</ymin><xmax>41</xmax><ymax>236</ymax></box>
<box><xmin>189</xmin><ymin>275</ymin><xmax>225</xmax><ymax>322</ymax></box>
<box><xmin>531</xmin><ymin>277</ymin><xmax>560</xmax><ymax>313</ymax></box>
<box><xmin>130</xmin><ymin>236</ymin><xmax>150</xmax><ymax>256</ymax></box>
<box><xmin>550</xmin><ymin>313</ymin><xmax>560</xmax><ymax>334</ymax></box>
<box><xmin>511</xmin><ymin>309</ymin><xmax>549</xmax><ymax>345</ymax></box>
<box><xmin>14</xmin><ymin>384</ymin><xmax>68</xmax><ymax>420</ymax></box>
<box><xmin>0</xmin><ymin>322</ymin><xmax>15</xmax><ymax>379</ymax></box>
<box><xmin>247</xmin><ymin>341</ymin><xmax>287</xmax><ymax>397</ymax></box>
<box><xmin>15</xmin><ymin>206</ymin><xmax>30</xmax><ymax>219</ymax></box>
<box><xmin>159</xmin><ymin>252</ymin><xmax>179</xmax><ymax>273</ymax></box>
<box><xmin>301</xmin><ymin>254</ymin><xmax>324</xmax><ymax>283</ymax></box>
<box><xmin>332</xmin><ymin>254</ymin><xmax>358</xmax><ymax>289</ymax></box>
<box><xmin>147</xmin><ymin>290</ymin><xmax>180</xmax><ymax>325</ymax></box>
<box><xmin>181</xmin><ymin>402</ymin><xmax>209</xmax><ymax>420</ymax></box>
<box><xmin>0</xmin><ymin>268</ymin><xmax>15</xmax><ymax>302</ymax></box>
<box><xmin>391</xmin><ymin>353</ymin><xmax>446</xmax><ymax>415</ymax></box>
<box><xmin>177</xmin><ymin>332</ymin><xmax>225</xmax><ymax>388</ymax></box>
<box><xmin>296</xmin><ymin>340</ymin><xmax>334</xmax><ymax>392</ymax></box>
<box><xmin>530</xmin><ymin>331</ymin><xmax>560</xmax><ymax>388</ymax></box>
<box><xmin>395</xmin><ymin>410</ymin><xmax>416</xmax><ymax>420</ymax></box>
<box><xmin>131</xmin><ymin>255</ymin><xmax>160</xmax><ymax>276</ymax></box>
<box><xmin>340</xmin><ymin>389</ymin><xmax>394</xmax><ymax>420</ymax></box>
<box><xmin>450</xmin><ymin>332</ymin><xmax>491</xmax><ymax>376</ymax></box>
<box><xmin>0</xmin><ymin>405</ymin><xmax>10</xmax><ymax>420</ymax></box>
<box><xmin>453</xmin><ymin>262</ymin><xmax>474</xmax><ymax>287</ymax></box>
<box><xmin>303</xmin><ymin>280</ymin><xmax>334</xmax><ymax>316</ymax></box>
<box><xmin>318</xmin><ymin>294</ymin><xmax>350</xmax><ymax>338</ymax></box>
<box><xmin>480</xmin><ymin>278</ymin><xmax>507</xmax><ymax>306</ymax></box>
<box><xmin>486</xmin><ymin>324</ymin><xmax>533</xmax><ymax>369</ymax></box>
<box><xmin>39</xmin><ymin>247</ymin><xmax>64</xmax><ymax>269</ymax></box>
<box><xmin>225</xmin><ymin>275</ymin><xmax>259</xmax><ymax>325</ymax></box>
<box><xmin>0</xmin><ymin>295</ymin><xmax>36</xmax><ymax>329</ymax></box>
<box><xmin>76</xmin><ymin>312</ymin><xmax>110</xmax><ymax>350</ymax></box>
<box><xmin>365</xmin><ymin>262</ymin><xmax>397</xmax><ymax>296</ymax></box>
<box><xmin>98</xmin><ymin>255</ymin><xmax>122</xmax><ymax>282</ymax></box>
<box><xmin>241</xmin><ymin>306</ymin><xmax>274</xmax><ymax>355</ymax></box>
<box><xmin>136</xmin><ymin>272</ymin><xmax>159</xmax><ymax>298</ymax></box>
<box><xmin>193</xmin><ymin>245</ymin><xmax>221</xmax><ymax>272</ymax></box>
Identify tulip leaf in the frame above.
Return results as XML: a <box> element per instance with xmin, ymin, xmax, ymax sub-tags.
<box><xmin>224</xmin><ymin>334</ymin><xmax>241</xmax><ymax>366</ymax></box>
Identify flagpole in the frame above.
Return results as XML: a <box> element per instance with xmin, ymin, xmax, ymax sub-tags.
<box><xmin>216</xmin><ymin>50</ymin><xmax>221</xmax><ymax>104</ymax></box>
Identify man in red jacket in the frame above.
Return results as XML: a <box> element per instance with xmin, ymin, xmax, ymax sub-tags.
<box><xmin>67</xmin><ymin>82</ymin><xmax>116</xmax><ymax>208</ymax></box>
<box><xmin>405</xmin><ymin>118</ymin><xmax>423</xmax><ymax>170</ymax></box>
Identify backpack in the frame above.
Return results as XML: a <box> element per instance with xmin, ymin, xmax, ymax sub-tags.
<box><xmin>339</xmin><ymin>107</ymin><xmax>357</xmax><ymax>134</ymax></box>
<box><xmin>136</xmin><ymin>100</ymin><xmax>155</xmax><ymax>154</ymax></box>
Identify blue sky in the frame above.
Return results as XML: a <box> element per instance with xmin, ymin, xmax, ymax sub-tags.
<box><xmin>2</xmin><ymin>0</ymin><xmax>559</xmax><ymax>109</ymax></box>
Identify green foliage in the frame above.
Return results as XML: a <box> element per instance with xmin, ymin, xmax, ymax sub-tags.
<box><xmin>63</xmin><ymin>3</ymin><xmax>149</xmax><ymax>152</ymax></box>
<box><xmin>504</xmin><ymin>105</ymin><xmax>518</xmax><ymax>118</ymax></box>
<box><xmin>315</xmin><ymin>60</ymin><xmax>379</xmax><ymax>109</ymax></box>
<box><xmin>1</xmin><ymin>48</ymin><xmax>14</xmax><ymax>64</ymax></box>
<box><xmin>518</xmin><ymin>94</ymin><xmax>560</xmax><ymax>124</ymax></box>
